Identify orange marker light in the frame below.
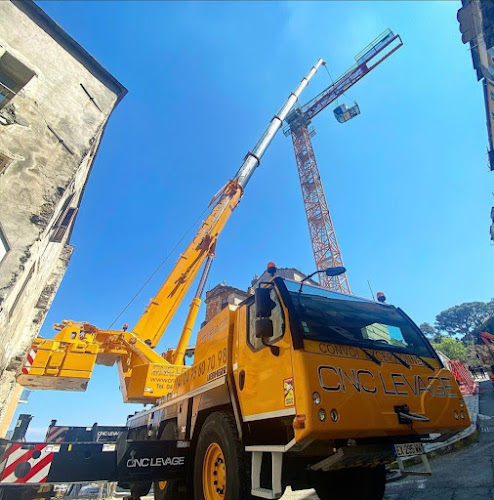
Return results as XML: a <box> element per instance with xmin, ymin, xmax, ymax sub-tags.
<box><xmin>293</xmin><ymin>414</ymin><xmax>306</xmax><ymax>430</ymax></box>
<box><xmin>267</xmin><ymin>262</ymin><xmax>277</xmax><ymax>276</ymax></box>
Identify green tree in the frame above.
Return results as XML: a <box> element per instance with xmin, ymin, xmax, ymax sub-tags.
<box><xmin>476</xmin><ymin>315</ymin><xmax>494</xmax><ymax>336</ymax></box>
<box><xmin>435</xmin><ymin>299</ymin><xmax>494</xmax><ymax>340</ymax></box>
<box><xmin>431</xmin><ymin>337</ymin><xmax>468</xmax><ymax>362</ymax></box>
<box><xmin>419</xmin><ymin>322</ymin><xmax>442</xmax><ymax>342</ymax></box>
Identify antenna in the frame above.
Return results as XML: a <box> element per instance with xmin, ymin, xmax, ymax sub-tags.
<box><xmin>367</xmin><ymin>280</ymin><xmax>376</xmax><ymax>301</ymax></box>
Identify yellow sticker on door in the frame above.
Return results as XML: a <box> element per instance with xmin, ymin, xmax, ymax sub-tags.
<box><xmin>284</xmin><ymin>378</ymin><xmax>294</xmax><ymax>407</ymax></box>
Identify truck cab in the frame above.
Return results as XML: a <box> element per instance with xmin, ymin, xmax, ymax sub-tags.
<box><xmin>139</xmin><ymin>275</ymin><xmax>469</xmax><ymax>500</ymax></box>
<box><xmin>235</xmin><ymin>276</ymin><xmax>468</xmax><ymax>444</ymax></box>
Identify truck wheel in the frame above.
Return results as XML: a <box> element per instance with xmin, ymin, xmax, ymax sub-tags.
<box><xmin>314</xmin><ymin>465</ymin><xmax>385</xmax><ymax>500</ymax></box>
<box><xmin>154</xmin><ymin>421</ymin><xmax>186</xmax><ymax>500</ymax></box>
<box><xmin>130</xmin><ymin>428</ymin><xmax>152</xmax><ymax>499</ymax></box>
<box><xmin>193</xmin><ymin>412</ymin><xmax>250</xmax><ymax>500</ymax></box>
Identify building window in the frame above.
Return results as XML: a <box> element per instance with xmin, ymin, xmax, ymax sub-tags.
<box><xmin>51</xmin><ymin>207</ymin><xmax>77</xmax><ymax>243</ymax></box>
<box><xmin>0</xmin><ymin>153</ymin><xmax>9</xmax><ymax>173</ymax></box>
<box><xmin>0</xmin><ymin>223</ymin><xmax>9</xmax><ymax>264</ymax></box>
<box><xmin>0</xmin><ymin>52</ymin><xmax>35</xmax><ymax>109</ymax></box>
<box><xmin>491</xmin><ymin>91</ymin><xmax>494</xmax><ymax>102</ymax></box>
<box><xmin>491</xmin><ymin>110</ymin><xmax>494</xmax><ymax>120</ymax></box>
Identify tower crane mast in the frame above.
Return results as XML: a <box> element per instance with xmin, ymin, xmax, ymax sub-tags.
<box><xmin>284</xmin><ymin>29</ymin><xmax>403</xmax><ymax>292</ymax></box>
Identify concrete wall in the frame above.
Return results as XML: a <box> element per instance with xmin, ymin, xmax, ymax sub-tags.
<box><xmin>0</xmin><ymin>1</ymin><xmax>126</xmax><ymax>433</ymax></box>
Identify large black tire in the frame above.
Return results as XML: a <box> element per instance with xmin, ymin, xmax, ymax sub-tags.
<box><xmin>129</xmin><ymin>428</ymin><xmax>152</xmax><ymax>499</ymax></box>
<box><xmin>193</xmin><ymin>412</ymin><xmax>251</xmax><ymax>500</ymax></box>
<box><xmin>313</xmin><ymin>465</ymin><xmax>386</xmax><ymax>500</ymax></box>
<box><xmin>154</xmin><ymin>421</ymin><xmax>187</xmax><ymax>500</ymax></box>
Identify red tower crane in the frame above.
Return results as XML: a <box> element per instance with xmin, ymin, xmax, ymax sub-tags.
<box><xmin>284</xmin><ymin>29</ymin><xmax>403</xmax><ymax>292</ymax></box>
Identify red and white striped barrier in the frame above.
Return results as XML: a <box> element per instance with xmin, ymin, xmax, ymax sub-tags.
<box><xmin>45</xmin><ymin>426</ymin><xmax>69</xmax><ymax>443</ymax></box>
<box><xmin>436</xmin><ymin>351</ymin><xmax>477</xmax><ymax>396</ymax></box>
<box><xmin>21</xmin><ymin>347</ymin><xmax>38</xmax><ymax>375</ymax></box>
<box><xmin>449</xmin><ymin>360</ymin><xmax>477</xmax><ymax>396</ymax></box>
<box><xmin>0</xmin><ymin>443</ymin><xmax>55</xmax><ymax>484</ymax></box>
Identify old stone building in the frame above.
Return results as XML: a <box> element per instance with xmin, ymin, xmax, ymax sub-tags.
<box><xmin>251</xmin><ymin>267</ymin><xmax>317</xmax><ymax>288</ymax></box>
<box><xmin>204</xmin><ymin>284</ymin><xmax>251</xmax><ymax>325</ymax></box>
<box><xmin>202</xmin><ymin>268</ymin><xmax>318</xmax><ymax>327</ymax></box>
<box><xmin>0</xmin><ymin>1</ymin><xmax>126</xmax><ymax>433</ymax></box>
<box><xmin>457</xmin><ymin>1</ymin><xmax>494</xmax><ymax>240</ymax></box>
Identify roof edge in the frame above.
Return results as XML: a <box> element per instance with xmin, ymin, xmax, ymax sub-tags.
<box><xmin>11</xmin><ymin>0</ymin><xmax>128</xmax><ymax>105</ymax></box>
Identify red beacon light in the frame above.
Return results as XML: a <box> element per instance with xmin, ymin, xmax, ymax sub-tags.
<box><xmin>267</xmin><ymin>262</ymin><xmax>277</xmax><ymax>276</ymax></box>
<box><xmin>376</xmin><ymin>292</ymin><xmax>386</xmax><ymax>303</ymax></box>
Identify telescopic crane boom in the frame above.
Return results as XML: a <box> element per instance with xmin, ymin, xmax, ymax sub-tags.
<box><xmin>134</xmin><ymin>57</ymin><xmax>324</xmax><ymax>349</ymax></box>
<box><xmin>18</xmin><ymin>58</ymin><xmax>325</xmax><ymax>403</ymax></box>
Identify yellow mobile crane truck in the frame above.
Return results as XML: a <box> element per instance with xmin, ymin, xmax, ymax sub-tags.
<box><xmin>1</xmin><ymin>52</ymin><xmax>469</xmax><ymax>500</ymax></box>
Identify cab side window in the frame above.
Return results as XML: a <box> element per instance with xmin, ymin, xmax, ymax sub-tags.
<box><xmin>247</xmin><ymin>288</ymin><xmax>285</xmax><ymax>350</ymax></box>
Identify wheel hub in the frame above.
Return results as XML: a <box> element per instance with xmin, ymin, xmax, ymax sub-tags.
<box><xmin>203</xmin><ymin>442</ymin><xmax>226</xmax><ymax>499</ymax></box>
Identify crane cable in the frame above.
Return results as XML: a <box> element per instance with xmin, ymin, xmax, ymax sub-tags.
<box><xmin>324</xmin><ymin>62</ymin><xmax>353</xmax><ymax>105</ymax></box>
<box><xmin>107</xmin><ymin>204</ymin><xmax>210</xmax><ymax>329</ymax></box>
<box><xmin>324</xmin><ymin>63</ymin><xmax>339</xmax><ymax>105</ymax></box>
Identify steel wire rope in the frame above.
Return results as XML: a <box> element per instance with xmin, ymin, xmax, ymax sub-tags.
<box><xmin>107</xmin><ymin>204</ymin><xmax>210</xmax><ymax>329</ymax></box>
<box><xmin>324</xmin><ymin>61</ymin><xmax>354</xmax><ymax>106</ymax></box>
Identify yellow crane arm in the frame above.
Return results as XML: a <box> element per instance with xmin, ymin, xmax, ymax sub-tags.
<box><xmin>131</xmin><ymin>57</ymin><xmax>325</xmax><ymax>350</ymax></box>
<box><xmin>17</xmin><ymin>58</ymin><xmax>325</xmax><ymax>404</ymax></box>
<box><xmin>18</xmin><ymin>320</ymin><xmax>187</xmax><ymax>404</ymax></box>
<box><xmin>132</xmin><ymin>180</ymin><xmax>243</xmax><ymax>347</ymax></box>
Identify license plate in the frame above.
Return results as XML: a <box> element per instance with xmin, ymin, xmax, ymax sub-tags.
<box><xmin>393</xmin><ymin>442</ymin><xmax>424</xmax><ymax>457</ymax></box>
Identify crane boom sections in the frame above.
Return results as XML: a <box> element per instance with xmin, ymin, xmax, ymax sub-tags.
<box><xmin>133</xmin><ymin>58</ymin><xmax>325</xmax><ymax>348</ymax></box>
<box><xmin>234</xmin><ymin>58</ymin><xmax>324</xmax><ymax>189</ymax></box>
<box><xmin>132</xmin><ymin>181</ymin><xmax>242</xmax><ymax>347</ymax></box>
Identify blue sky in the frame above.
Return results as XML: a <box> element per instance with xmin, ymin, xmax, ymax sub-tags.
<box><xmin>13</xmin><ymin>1</ymin><xmax>494</xmax><ymax>438</ymax></box>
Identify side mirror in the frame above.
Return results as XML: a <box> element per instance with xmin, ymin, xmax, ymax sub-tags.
<box><xmin>255</xmin><ymin>318</ymin><xmax>273</xmax><ymax>339</ymax></box>
<box><xmin>255</xmin><ymin>318</ymin><xmax>280</xmax><ymax>357</ymax></box>
<box><xmin>255</xmin><ymin>287</ymin><xmax>276</xmax><ymax>318</ymax></box>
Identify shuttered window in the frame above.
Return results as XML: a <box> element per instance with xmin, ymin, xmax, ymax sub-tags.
<box><xmin>0</xmin><ymin>224</ymin><xmax>9</xmax><ymax>264</ymax></box>
<box><xmin>51</xmin><ymin>207</ymin><xmax>77</xmax><ymax>243</ymax></box>
<box><xmin>0</xmin><ymin>52</ymin><xmax>35</xmax><ymax>109</ymax></box>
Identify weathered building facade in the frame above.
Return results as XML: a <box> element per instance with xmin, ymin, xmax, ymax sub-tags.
<box><xmin>457</xmin><ymin>1</ymin><xmax>494</xmax><ymax>241</ymax></box>
<box><xmin>204</xmin><ymin>284</ymin><xmax>251</xmax><ymax>325</ymax></box>
<box><xmin>0</xmin><ymin>1</ymin><xmax>126</xmax><ymax>433</ymax></box>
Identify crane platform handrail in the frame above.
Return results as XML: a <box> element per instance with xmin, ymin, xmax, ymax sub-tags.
<box><xmin>294</xmin><ymin>29</ymin><xmax>402</xmax><ymax>123</ymax></box>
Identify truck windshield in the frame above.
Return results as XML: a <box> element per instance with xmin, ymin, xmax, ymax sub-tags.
<box><xmin>284</xmin><ymin>280</ymin><xmax>433</xmax><ymax>358</ymax></box>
